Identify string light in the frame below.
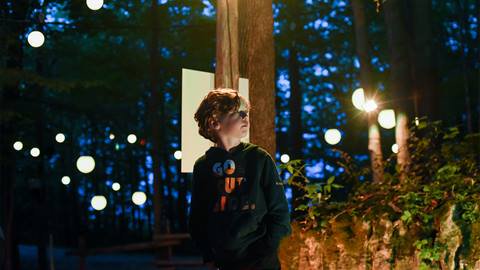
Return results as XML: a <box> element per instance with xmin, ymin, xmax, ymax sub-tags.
<box><xmin>127</xmin><ymin>134</ymin><xmax>137</xmax><ymax>144</ymax></box>
<box><xmin>174</xmin><ymin>150</ymin><xmax>182</xmax><ymax>160</ymax></box>
<box><xmin>13</xmin><ymin>141</ymin><xmax>23</xmax><ymax>151</ymax></box>
<box><xmin>76</xmin><ymin>156</ymin><xmax>95</xmax><ymax>174</ymax></box>
<box><xmin>112</xmin><ymin>182</ymin><xmax>121</xmax><ymax>191</ymax></box>
<box><xmin>27</xmin><ymin>31</ymin><xmax>45</xmax><ymax>47</ymax></box>
<box><xmin>91</xmin><ymin>195</ymin><xmax>107</xmax><ymax>211</ymax></box>
<box><xmin>55</xmin><ymin>133</ymin><xmax>66</xmax><ymax>143</ymax></box>
<box><xmin>30</xmin><ymin>147</ymin><xmax>40</xmax><ymax>157</ymax></box>
<box><xmin>378</xmin><ymin>109</ymin><xmax>396</xmax><ymax>129</ymax></box>
<box><xmin>363</xmin><ymin>99</ymin><xmax>378</xmax><ymax>112</ymax></box>
<box><xmin>132</xmin><ymin>191</ymin><xmax>147</xmax><ymax>206</ymax></box>
<box><xmin>324</xmin><ymin>129</ymin><xmax>342</xmax><ymax>145</ymax></box>
<box><xmin>352</xmin><ymin>88</ymin><xmax>366</xmax><ymax>111</ymax></box>
<box><xmin>280</xmin><ymin>154</ymin><xmax>290</xmax><ymax>163</ymax></box>
<box><xmin>391</xmin><ymin>144</ymin><xmax>399</xmax><ymax>153</ymax></box>
<box><xmin>61</xmin><ymin>176</ymin><xmax>71</xmax><ymax>185</ymax></box>
<box><xmin>86</xmin><ymin>0</ymin><xmax>104</xmax><ymax>10</ymax></box>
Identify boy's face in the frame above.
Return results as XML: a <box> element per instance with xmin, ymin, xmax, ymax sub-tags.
<box><xmin>213</xmin><ymin>106</ymin><xmax>249</xmax><ymax>140</ymax></box>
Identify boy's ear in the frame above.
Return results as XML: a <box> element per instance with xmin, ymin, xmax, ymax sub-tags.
<box><xmin>209</xmin><ymin>120</ymin><xmax>221</xmax><ymax>131</ymax></box>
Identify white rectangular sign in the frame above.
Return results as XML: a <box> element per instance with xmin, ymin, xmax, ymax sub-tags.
<box><xmin>181</xmin><ymin>68</ymin><xmax>249</xmax><ymax>173</ymax></box>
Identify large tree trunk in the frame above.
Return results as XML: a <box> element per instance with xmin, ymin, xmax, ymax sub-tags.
<box><xmin>1</xmin><ymin>1</ymin><xmax>27</xmax><ymax>269</ymax></box>
<box><xmin>411</xmin><ymin>0</ymin><xmax>438</xmax><ymax>121</ymax></box>
<box><xmin>281</xmin><ymin>0</ymin><xmax>307</xmax><ymax>218</ymax></box>
<box><xmin>238</xmin><ymin>0</ymin><xmax>276</xmax><ymax>157</ymax></box>
<box><xmin>383</xmin><ymin>0</ymin><xmax>413</xmax><ymax>182</ymax></box>
<box><xmin>215</xmin><ymin>0</ymin><xmax>239</xmax><ymax>90</ymax></box>
<box><xmin>148</xmin><ymin>0</ymin><xmax>164</xmax><ymax>250</ymax></box>
<box><xmin>455</xmin><ymin>0</ymin><xmax>474</xmax><ymax>133</ymax></box>
<box><xmin>351</xmin><ymin>0</ymin><xmax>384</xmax><ymax>183</ymax></box>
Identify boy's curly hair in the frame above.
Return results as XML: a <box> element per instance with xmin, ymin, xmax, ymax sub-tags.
<box><xmin>194</xmin><ymin>88</ymin><xmax>250</xmax><ymax>143</ymax></box>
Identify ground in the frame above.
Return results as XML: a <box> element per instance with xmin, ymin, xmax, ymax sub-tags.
<box><xmin>19</xmin><ymin>245</ymin><xmax>211</xmax><ymax>270</ymax></box>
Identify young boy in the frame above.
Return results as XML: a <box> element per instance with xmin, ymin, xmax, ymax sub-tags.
<box><xmin>188</xmin><ymin>88</ymin><xmax>292</xmax><ymax>270</ymax></box>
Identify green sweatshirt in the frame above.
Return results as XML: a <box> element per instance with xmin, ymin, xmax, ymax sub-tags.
<box><xmin>188</xmin><ymin>141</ymin><xmax>292</xmax><ymax>269</ymax></box>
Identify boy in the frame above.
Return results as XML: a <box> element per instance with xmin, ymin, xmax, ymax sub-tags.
<box><xmin>188</xmin><ymin>88</ymin><xmax>292</xmax><ymax>270</ymax></box>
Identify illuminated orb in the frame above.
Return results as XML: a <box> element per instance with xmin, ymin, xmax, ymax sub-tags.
<box><xmin>391</xmin><ymin>144</ymin><xmax>399</xmax><ymax>154</ymax></box>
<box><xmin>132</xmin><ymin>191</ymin><xmax>147</xmax><ymax>206</ymax></box>
<box><xmin>13</xmin><ymin>141</ymin><xmax>23</xmax><ymax>151</ymax></box>
<box><xmin>127</xmin><ymin>134</ymin><xmax>137</xmax><ymax>144</ymax></box>
<box><xmin>363</xmin><ymin>99</ymin><xmax>378</xmax><ymax>112</ymax></box>
<box><xmin>86</xmin><ymin>0</ymin><xmax>103</xmax><ymax>10</ymax></box>
<box><xmin>280</xmin><ymin>154</ymin><xmax>290</xmax><ymax>163</ymax></box>
<box><xmin>27</xmin><ymin>31</ymin><xmax>45</xmax><ymax>47</ymax></box>
<box><xmin>55</xmin><ymin>133</ymin><xmax>66</xmax><ymax>143</ymax></box>
<box><xmin>30</xmin><ymin>147</ymin><xmax>40</xmax><ymax>157</ymax></box>
<box><xmin>112</xmin><ymin>182</ymin><xmax>121</xmax><ymax>191</ymax></box>
<box><xmin>91</xmin><ymin>195</ymin><xmax>107</xmax><ymax>211</ymax></box>
<box><xmin>378</xmin><ymin>109</ymin><xmax>396</xmax><ymax>129</ymax></box>
<box><xmin>324</xmin><ymin>129</ymin><xmax>342</xmax><ymax>145</ymax></box>
<box><xmin>76</xmin><ymin>156</ymin><xmax>95</xmax><ymax>174</ymax></box>
<box><xmin>174</xmin><ymin>150</ymin><xmax>182</xmax><ymax>160</ymax></box>
<box><xmin>352</xmin><ymin>88</ymin><xmax>365</xmax><ymax>111</ymax></box>
<box><xmin>61</xmin><ymin>176</ymin><xmax>71</xmax><ymax>185</ymax></box>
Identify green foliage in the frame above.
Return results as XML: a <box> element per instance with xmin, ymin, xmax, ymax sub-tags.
<box><xmin>279</xmin><ymin>160</ymin><xmax>344</xmax><ymax>222</ymax></box>
<box><xmin>414</xmin><ymin>239</ymin><xmax>446</xmax><ymax>269</ymax></box>
<box><xmin>284</xmin><ymin>119</ymin><xmax>480</xmax><ymax>265</ymax></box>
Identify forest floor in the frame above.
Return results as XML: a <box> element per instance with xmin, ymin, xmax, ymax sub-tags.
<box><xmin>19</xmin><ymin>245</ymin><xmax>213</xmax><ymax>270</ymax></box>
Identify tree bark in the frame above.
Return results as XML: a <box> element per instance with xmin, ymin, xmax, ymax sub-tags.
<box><xmin>383</xmin><ymin>0</ymin><xmax>413</xmax><ymax>181</ymax></box>
<box><xmin>215</xmin><ymin>0</ymin><xmax>239</xmax><ymax>90</ymax></box>
<box><xmin>411</xmin><ymin>0</ymin><xmax>438</xmax><ymax>121</ymax></box>
<box><xmin>238</xmin><ymin>0</ymin><xmax>276</xmax><ymax>157</ymax></box>
<box><xmin>148</xmin><ymin>0</ymin><xmax>164</xmax><ymax>248</ymax></box>
<box><xmin>351</xmin><ymin>0</ymin><xmax>384</xmax><ymax>183</ymax></box>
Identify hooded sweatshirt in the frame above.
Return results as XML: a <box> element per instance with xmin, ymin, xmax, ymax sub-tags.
<box><xmin>188</xmin><ymin>141</ymin><xmax>292</xmax><ymax>269</ymax></box>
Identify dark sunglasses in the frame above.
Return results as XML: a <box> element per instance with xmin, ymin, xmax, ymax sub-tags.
<box><xmin>221</xmin><ymin>110</ymin><xmax>249</xmax><ymax>122</ymax></box>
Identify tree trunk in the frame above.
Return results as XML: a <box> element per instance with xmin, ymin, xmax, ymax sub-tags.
<box><xmin>411</xmin><ymin>0</ymin><xmax>438</xmax><ymax>121</ymax></box>
<box><xmin>351</xmin><ymin>0</ymin><xmax>384</xmax><ymax>183</ymax></box>
<box><xmin>215</xmin><ymin>0</ymin><xmax>239</xmax><ymax>90</ymax></box>
<box><xmin>238</xmin><ymin>0</ymin><xmax>276</xmax><ymax>157</ymax></box>
<box><xmin>148</xmin><ymin>0</ymin><xmax>164</xmax><ymax>247</ymax></box>
<box><xmin>1</xmin><ymin>2</ymin><xmax>28</xmax><ymax>268</ymax></box>
<box><xmin>383</xmin><ymin>0</ymin><xmax>413</xmax><ymax>181</ymax></box>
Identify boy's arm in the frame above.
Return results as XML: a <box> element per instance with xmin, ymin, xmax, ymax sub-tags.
<box><xmin>188</xmin><ymin>161</ymin><xmax>215</xmax><ymax>263</ymax></box>
<box><xmin>260</xmin><ymin>153</ymin><xmax>292</xmax><ymax>251</ymax></box>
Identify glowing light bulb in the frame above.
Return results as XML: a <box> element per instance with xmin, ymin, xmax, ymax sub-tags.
<box><xmin>378</xmin><ymin>109</ymin><xmax>396</xmax><ymax>129</ymax></box>
<box><xmin>13</xmin><ymin>141</ymin><xmax>23</xmax><ymax>151</ymax></box>
<box><xmin>27</xmin><ymin>31</ymin><xmax>45</xmax><ymax>47</ymax></box>
<box><xmin>280</xmin><ymin>154</ymin><xmax>290</xmax><ymax>163</ymax></box>
<box><xmin>324</xmin><ymin>129</ymin><xmax>342</xmax><ymax>145</ymax></box>
<box><xmin>91</xmin><ymin>195</ymin><xmax>107</xmax><ymax>211</ymax></box>
<box><xmin>55</xmin><ymin>133</ymin><xmax>66</xmax><ymax>143</ymax></box>
<box><xmin>76</xmin><ymin>156</ymin><xmax>95</xmax><ymax>174</ymax></box>
<box><xmin>174</xmin><ymin>150</ymin><xmax>182</xmax><ymax>160</ymax></box>
<box><xmin>132</xmin><ymin>191</ymin><xmax>147</xmax><ymax>206</ymax></box>
<box><xmin>30</xmin><ymin>147</ymin><xmax>40</xmax><ymax>157</ymax></box>
<box><xmin>127</xmin><ymin>134</ymin><xmax>137</xmax><ymax>144</ymax></box>
<box><xmin>61</xmin><ymin>176</ymin><xmax>71</xmax><ymax>185</ymax></box>
<box><xmin>112</xmin><ymin>182</ymin><xmax>121</xmax><ymax>191</ymax></box>
<box><xmin>86</xmin><ymin>0</ymin><xmax>103</xmax><ymax>10</ymax></box>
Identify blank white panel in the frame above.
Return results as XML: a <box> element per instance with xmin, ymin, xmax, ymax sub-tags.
<box><xmin>181</xmin><ymin>68</ymin><xmax>249</xmax><ymax>173</ymax></box>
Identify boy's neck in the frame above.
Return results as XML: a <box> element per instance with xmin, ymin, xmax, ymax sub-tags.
<box><xmin>214</xmin><ymin>137</ymin><xmax>242</xmax><ymax>153</ymax></box>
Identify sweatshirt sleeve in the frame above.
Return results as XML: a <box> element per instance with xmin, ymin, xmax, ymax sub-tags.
<box><xmin>187</xmin><ymin>161</ymin><xmax>215</xmax><ymax>263</ymax></box>
<box><xmin>260</xmin><ymin>153</ymin><xmax>292</xmax><ymax>250</ymax></box>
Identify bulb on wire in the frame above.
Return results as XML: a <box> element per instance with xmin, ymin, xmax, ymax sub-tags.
<box><xmin>86</xmin><ymin>0</ymin><xmax>103</xmax><ymax>10</ymax></box>
<box><xmin>27</xmin><ymin>31</ymin><xmax>45</xmax><ymax>48</ymax></box>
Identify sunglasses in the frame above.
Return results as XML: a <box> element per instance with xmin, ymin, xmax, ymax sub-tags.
<box><xmin>221</xmin><ymin>110</ymin><xmax>249</xmax><ymax>123</ymax></box>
